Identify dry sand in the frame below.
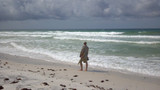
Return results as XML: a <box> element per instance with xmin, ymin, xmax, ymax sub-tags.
<box><xmin>0</xmin><ymin>53</ymin><xmax>160</xmax><ymax>90</ymax></box>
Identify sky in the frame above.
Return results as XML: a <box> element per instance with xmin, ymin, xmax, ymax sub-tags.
<box><xmin>0</xmin><ymin>0</ymin><xmax>160</xmax><ymax>29</ymax></box>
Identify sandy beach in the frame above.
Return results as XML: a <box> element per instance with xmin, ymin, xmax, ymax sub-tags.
<box><xmin>0</xmin><ymin>53</ymin><xmax>160</xmax><ymax>90</ymax></box>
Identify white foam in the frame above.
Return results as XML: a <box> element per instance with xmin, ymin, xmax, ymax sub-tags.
<box><xmin>1</xmin><ymin>31</ymin><xmax>160</xmax><ymax>39</ymax></box>
<box><xmin>0</xmin><ymin>42</ymin><xmax>159</xmax><ymax>77</ymax></box>
<box><xmin>0</xmin><ymin>31</ymin><xmax>53</xmax><ymax>38</ymax></box>
<box><xmin>54</xmin><ymin>31</ymin><xmax>160</xmax><ymax>39</ymax></box>
<box><xmin>10</xmin><ymin>42</ymin><xmax>79</xmax><ymax>63</ymax></box>
<box><xmin>54</xmin><ymin>36</ymin><xmax>160</xmax><ymax>44</ymax></box>
<box><xmin>89</xmin><ymin>54</ymin><xmax>160</xmax><ymax>76</ymax></box>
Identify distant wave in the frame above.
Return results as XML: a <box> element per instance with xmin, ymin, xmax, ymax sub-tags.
<box><xmin>55</xmin><ymin>31</ymin><xmax>124</xmax><ymax>36</ymax></box>
<box><xmin>101</xmin><ymin>35</ymin><xmax>160</xmax><ymax>39</ymax></box>
<box><xmin>1</xmin><ymin>31</ymin><xmax>160</xmax><ymax>39</ymax></box>
<box><xmin>0</xmin><ymin>31</ymin><xmax>53</xmax><ymax>38</ymax></box>
<box><xmin>54</xmin><ymin>37</ymin><xmax>160</xmax><ymax>44</ymax></box>
<box><xmin>0</xmin><ymin>31</ymin><xmax>124</xmax><ymax>37</ymax></box>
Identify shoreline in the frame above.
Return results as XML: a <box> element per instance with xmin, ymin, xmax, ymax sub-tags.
<box><xmin>0</xmin><ymin>52</ymin><xmax>160</xmax><ymax>90</ymax></box>
<box><xmin>1</xmin><ymin>52</ymin><xmax>159</xmax><ymax>78</ymax></box>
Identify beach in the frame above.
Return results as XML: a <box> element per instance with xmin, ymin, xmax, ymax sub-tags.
<box><xmin>0</xmin><ymin>0</ymin><xmax>160</xmax><ymax>89</ymax></box>
<box><xmin>0</xmin><ymin>29</ymin><xmax>160</xmax><ymax>90</ymax></box>
<box><xmin>0</xmin><ymin>52</ymin><xmax>160</xmax><ymax>90</ymax></box>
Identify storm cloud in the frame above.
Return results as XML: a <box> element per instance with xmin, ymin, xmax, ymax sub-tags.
<box><xmin>0</xmin><ymin>0</ymin><xmax>160</xmax><ymax>21</ymax></box>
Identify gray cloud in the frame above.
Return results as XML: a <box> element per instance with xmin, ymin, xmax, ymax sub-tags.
<box><xmin>117</xmin><ymin>0</ymin><xmax>160</xmax><ymax>18</ymax></box>
<box><xmin>0</xmin><ymin>0</ymin><xmax>160</xmax><ymax>21</ymax></box>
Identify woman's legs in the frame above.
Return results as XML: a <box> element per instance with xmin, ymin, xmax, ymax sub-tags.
<box><xmin>80</xmin><ymin>62</ymin><xmax>83</xmax><ymax>71</ymax></box>
<box><xmin>85</xmin><ymin>61</ymin><xmax>88</xmax><ymax>71</ymax></box>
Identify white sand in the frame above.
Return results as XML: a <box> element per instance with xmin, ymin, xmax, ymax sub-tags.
<box><xmin>0</xmin><ymin>53</ymin><xmax>160</xmax><ymax>90</ymax></box>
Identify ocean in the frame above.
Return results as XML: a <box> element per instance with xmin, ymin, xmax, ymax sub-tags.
<box><xmin>0</xmin><ymin>29</ymin><xmax>160</xmax><ymax>76</ymax></box>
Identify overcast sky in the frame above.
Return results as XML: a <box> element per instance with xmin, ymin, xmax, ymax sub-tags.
<box><xmin>0</xmin><ymin>0</ymin><xmax>160</xmax><ymax>29</ymax></box>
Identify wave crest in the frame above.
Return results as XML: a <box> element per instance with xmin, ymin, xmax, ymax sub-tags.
<box><xmin>54</xmin><ymin>37</ymin><xmax>160</xmax><ymax>44</ymax></box>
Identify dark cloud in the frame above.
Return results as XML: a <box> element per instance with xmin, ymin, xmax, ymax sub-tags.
<box><xmin>118</xmin><ymin>0</ymin><xmax>160</xmax><ymax>18</ymax></box>
<box><xmin>0</xmin><ymin>0</ymin><xmax>160</xmax><ymax>21</ymax></box>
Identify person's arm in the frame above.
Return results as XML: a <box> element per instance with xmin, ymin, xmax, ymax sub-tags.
<box><xmin>80</xmin><ymin>46</ymin><xmax>85</xmax><ymax>57</ymax></box>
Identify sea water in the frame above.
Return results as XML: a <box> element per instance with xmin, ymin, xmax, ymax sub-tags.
<box><xmin>0</xmin><ymin>29</ymin><xmax>160</xmax><ymax>76</ymax></box>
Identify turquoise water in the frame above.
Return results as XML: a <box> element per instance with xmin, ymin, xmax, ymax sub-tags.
<box><xmin>0</xmin><ymin>29</ymin><xmax>160</xmax><ymax>76</ymax></box>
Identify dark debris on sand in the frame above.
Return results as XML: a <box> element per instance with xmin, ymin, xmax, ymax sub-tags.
<box><xmin>0</xmin><ymin>85</ymin><xmax>4</xmax><ymax>89</ymax></box>
<box><xmin>21</xmin><ymin>88</ymin><xmax>32</xmax><ymax>90</ymax></box>
<box><xmin>73</xmin><ymin>75</ymin><xmax>78</xmax><ymax>77</ymax></box>
<box><xmin>42</xmin><ymin>82</ymin><xmax>49</xmax><ymax>86</ymax></box>
<box><xmin>107</xmin><ymin>88</ymin><xmax>113</xmax><ymax>90</ymax></box>
<box><xmin>4</xmin><ymin>62</ymin><xmax>8</xmax><ymax>66</ymax></box>
<box><xmin>60</xmin><ymin>84</ymin><xmax>66</xmax><ymax>87</ymax></box>
<box><xmin>48</xmin><ymin>69</ymin><xmax>55</xmax><ymax>71</ymax></box>
<box><xmin>28</xmin><ymin>70</ymin><xmax>40</xmax><ymax>73</ymax></box>
<box><xmin>10</xmin><ymin>80</ymin><xmax>19</xmax><ymax>84</ymax></box>
<box><xmin>68</xmin><ymin>88</ymin><xmax>77</xmax><ymax>90</ymax></box>
<box><xmin>89</xmin><ymin>80</ymin><xmax>93</xmax><ymax>82</ymax></box>
<box><xmin>101</xmin><ymin>80</ymin><xmax>104</xmax><ymax>83</ymax></box>
<box><xmin>49</xmin><ymin>73</ymin><xmax>55</xmax><ymax>78</ymax></box>
<box><xmin>101</xmin><ymin>79</ymin><xmax>109</xmax><ymax>83</ymax></box>
<box><xmin>64</xmin><ymin>69</ymin><xmax>67</xmax><ymax>71</ymax></box>
<box><xmin>4</xmin><ymin>78</ymin><xmax>9</xmax><ymax>81</ymax></box>
<box><xmin>106</xmin><ymin>79</ymin><xmax>109</xmax><ymax>81</ymax></box>
<box><xmin>87</xmin><ymin>84</ymin><xmax>105</xmax><ymax>90</ymax></box>
<box><xmin>16</xmin><ymin>77</ymin><xmax>22</xmax><ymax>81</ymax></box>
